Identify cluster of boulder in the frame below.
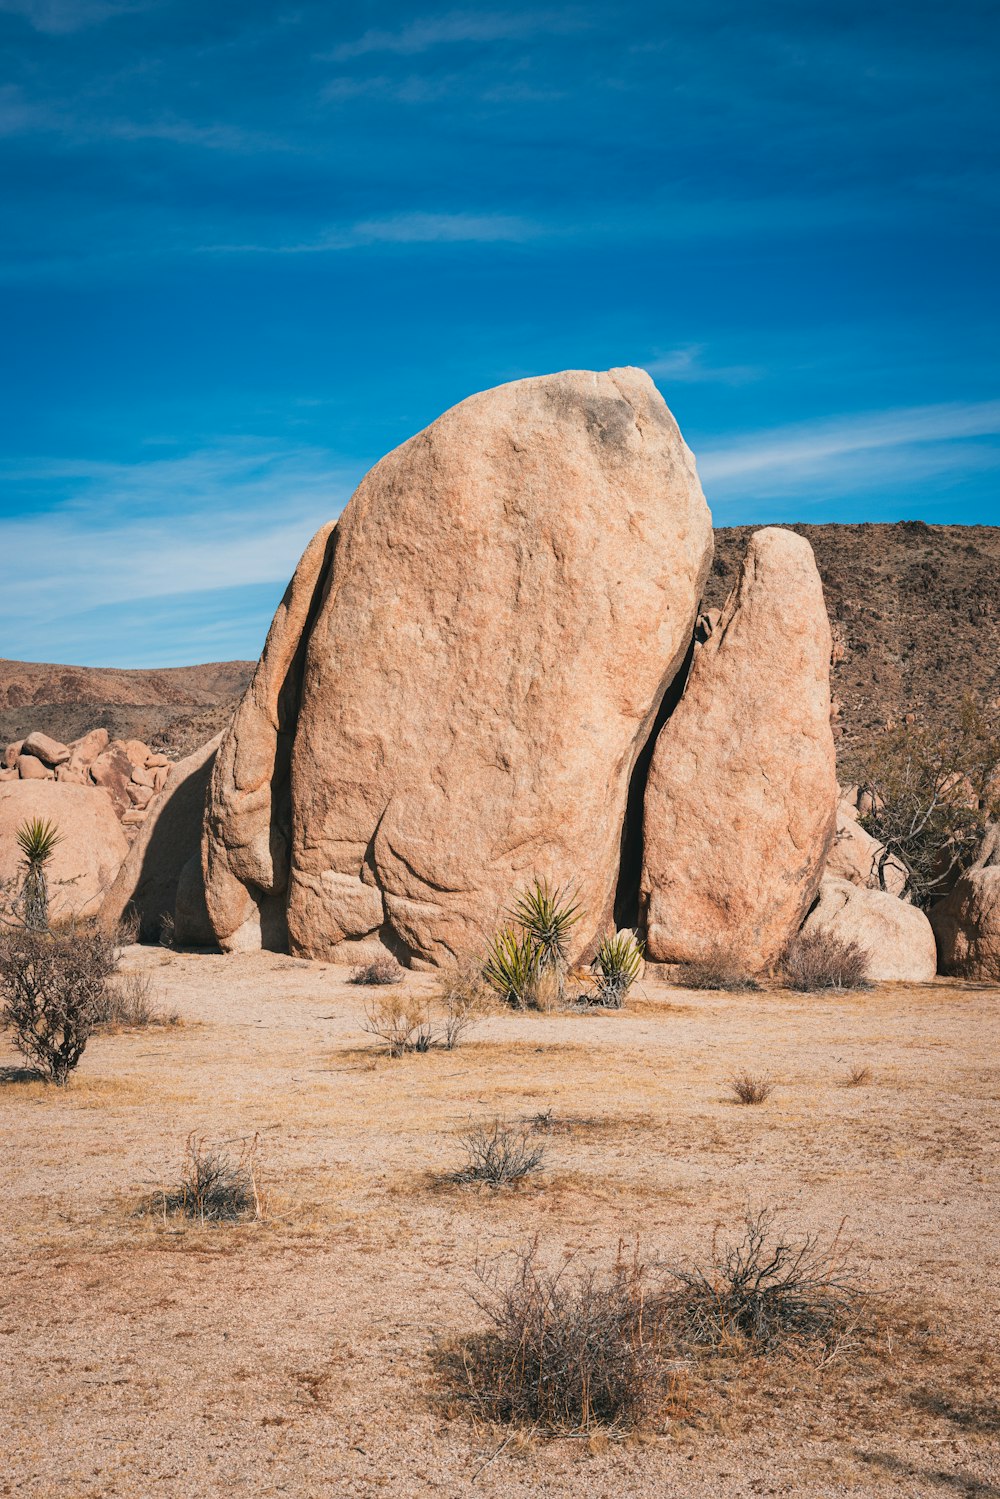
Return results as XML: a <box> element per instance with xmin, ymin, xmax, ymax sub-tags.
<box><xmin>3</xmin><ymin>367</ymin><xmax>998</xmax><ymax>984</ymax></box>
<box><xmin>1</xmin><ymin>728</ymin><xmax>172</xmax><ymax>827</ymax></box>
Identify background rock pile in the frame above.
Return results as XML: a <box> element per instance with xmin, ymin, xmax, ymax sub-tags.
<box><xmin>0</xmin><ymin>728</ymin><xmax>173</xmax><ymax>831</ymax></box>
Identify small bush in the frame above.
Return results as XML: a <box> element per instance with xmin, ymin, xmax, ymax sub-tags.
<box><xmin>158</xmin><ymin>911</ymin><xmax>176</xmax><ymax>949</ymax></box>
<box><xmin>350</xmin><ymin>953</ymin><xmax>405</xmax><ymax>986</ymax></box>
<box><xmin>591</xmin><ymin>930</ymin><xmax>643</xmax><ymax>1007</ymax></box>
<box><xmin>508</xmin><ymin>878</ymin><xmax>580</xmax><ymax>975</ymax></box>
<box><xmin>0</xmin><ymin>926</ymin><xmax>118</xmax><ymax>1085</ymax></box>
<box><xmin>842</xmin><ymin>1064</ymin><xmax>872</xmax><ymax>1088</ymax></box>
<box><xmin>783</xmin><ymin>929</ymin><xmax>872</xmax><ymax>992</ymax></box>
<box><xmin>147</xmin><ymin>1132</ymin><xmax>264</xmax><ymax>1222</ymax></box>
<box><xmin>483</xmin><ymin>928</ymin><xmax>541</xmax><ymax>1008</ymax></box>
<box><xmin>449</xmin><ymin>1119</ymin><xmax>545</xmax><ymax>1188</ymax></box>
<box><xmin>730</xmin><ymin>1070</ymin><xmax>774</xmax><ymax>1105</ymax></box>
<box><xmin>675</xmin><ymin>945</ymin><xmax>761</xmax><ymax>992</ymax></box>
<box><xmin>92</xmin><ymin>971</ymin><xmax>176</xmax><ymax>1029</ymax></box>
<box><xmin>435</xmin><ymin>957</ymin><xmax>487</xmax><ymax>1048</ymax></box>
<box><xmin>363</xmin><ymin>992</ymin><xmax>430</xmax><ymax>1056</ymax></box>
<box><xmin>660</xmin><ymin>1208</ymin><xmax>863</xmax><ymax>1355</ymax></box>
<box><xmin>116</xmin><ymin>904</ymin><xmax>141</xmax><ymax>945</ymax></box>
<box><xmin>454</xmin><ymin>1241</ymin><xmax>664</xmax><ymax>1431</ymax></box>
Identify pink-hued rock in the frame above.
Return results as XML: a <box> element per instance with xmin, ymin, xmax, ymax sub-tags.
<box><xmin>801</xmin><ymin>877</ymin><xmax>937</xmax><ymax>983</ymax></box>
<box><xmin>826</xmin><ymin>806</ymin><xmax>907</xmax><ymax>897</ymax></box>
<box><xmin>67</xmin><ymin>727</ymin><xmax>109</xmax><ymax>772</ymax></box>
<box><xmin>101</xmin><ymin>734</ymin><xmax>222</xmax><ymax>943</ymax></box>
<box><xmin>174</xmin><ymin>853</ymin><xmax>216</xmax><ymax>946</ymax></box>
<box><xmin>929</xmin><ymin>835</ymin><xmax>1000</xmax><ymax>979</ymax></box>
<box><xmin>127</xmin><ymin>783</ymin><xmax>154</xmax><ymax>808</ymax></box>
<box><xmin>2</xmin><ymin>740</ymin><xmax>24</xmax><ymax>770</ymax></box>
<box><xmin>89</xmin><ymin>744</ymin><xmax>134</xmax><ymax>817</ymax></box>
<box><xmin>121</xmin><ymin>809</ymin><xmax>148</xmax><ymax>827</ymax></box>
<box><xmin>55</xmin><ymin>765</ymin><xmax>88</xmax><ymax>785</ymax></box>
<box><xmin>272</xmin><ymin>367</ymin><xmax>712</xmax><ymax>966</ymax></box>
<box><xmin>122</xmin><ymin>739</ymin><xmax>152</xmax><ymax>768</ymax></box>
<box><xmin>17</xmin><ymin>754</ymin><xmax>54</xmax><ymax>781</ymax></box>
<box><xmin>0</xmin><ymin>780</ymin><xmax>128</xmax><ymax>922</ymax></box>
<box><xmin>0</xmin><ymin>768</ymin><xmax>18</xmax><ymax>782</ymax></box>
<box><xmin>640</xmin><ymin>527</ymin><xmax>838</xmax><ymax>971</ymax></box>
<box><xmin>145</xmin><ymin>753</ymin><xmax>171</xmax><ymax>769</ymax></box>
<box><xmin>21</xmin><ymin>731</ymin><xmax>71</xmax><ymax>767</ymax></box>
<box><xmin>130</xmin><ymin>765</ymin><xmax>156</xmax><ymax>789</ymax></box>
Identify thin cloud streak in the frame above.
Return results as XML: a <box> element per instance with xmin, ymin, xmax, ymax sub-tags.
<box><xmin>205</xmin><ymin>212</ymin><xmax>541</xmax><ymax>255</ymax></box>
<box><xmin>325</xmin><ymin>8</ymin><xmax>587</xmax><ymax>61</ymax></box>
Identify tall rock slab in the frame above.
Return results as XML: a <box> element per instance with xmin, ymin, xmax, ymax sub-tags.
<box><xmin>205</xmin><ymin>368</ymin><xmax>712</xmax><ymax>964</ymax></box>
<box><xmin>640</xmin><ymin>526</ymin><xmax>837</xmax><ymax>970</ymax></box>
<box><xmin>203</xmin><ymin>523</ymin><xmax>338</xmax><ymax>950</ymax></box>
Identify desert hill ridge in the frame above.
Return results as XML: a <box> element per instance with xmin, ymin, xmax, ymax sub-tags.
<box><xmin>2</xmin><ymin>521</ymin><xmax>997</xmax><ymax>766</ymax></box>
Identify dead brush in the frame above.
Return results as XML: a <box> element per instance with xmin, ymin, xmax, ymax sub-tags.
<box><xmin>450</xmin><ymin>1240</ymin><xmax>667</xmax><ymax>1432</ymax></box>
<box><xmin>350</xmin><ymin>953</ymin><xmax>405</xmax><ymax>986</ymax></box>
<box><xmin>658</xmin><ymin>1208</ymin><xmax>866</xmax><ymax>1357</ymax></box>
<box><xmin>448</xmin><ymin>1119</ymin><xmax>545</xmax><ymax>1188</ymax></box>
<box><xmin>143</xmin><ymin>1131</ymin><xmax>265</xmax><ymax>1223</ymax></box>
<box><xmin>434</xmin><ymin>955</ymin><xmax>489</xmax><ymax>1049</ymax></box>
<box><xmin>675</xmin><ymin>944</ymin><xmax>761</xmax><ymax>992</ymax></box>
<box><xmin>842</xmin><ymin>1064</ymin><xmax>873</xmax><ymax>1087</ymax></box>
<box><xmin>730</xmin><ymin>1070</ymin><xmax>774</xmax><ymax>1105</ymax></box>
<box><xmin>782</xmin><ymin>929</ymin><xmax>872</xmax><ymax>992</ymax></box>
<box><xmin>362</xmin><ymin>992</ymin><xmax>430</xmax><ymax>1056</ymax></box>
<box><xmin>91</xmin><ymin>971</ymin><xmax>177</xmax><ymax>1029</ymax></box>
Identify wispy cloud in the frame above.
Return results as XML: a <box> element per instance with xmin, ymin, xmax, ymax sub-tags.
<box><xmin>206</xmin><ymin>211</ymin><xmax>540</xmax><ymax>255</ymax></box>
<box><xmin>645</xmin><ymin>345</ymin><xmax>761</xmax><ymax>386</ymax></box>
<box><xmin>0</xmin><ymin>0</ymin><xmax>141</xmax><ymax>32</ymax></box>
<box><xmin>325</xmin><ymin>8</ymin><xmax>587</xmax><ymax>62</ymax></box>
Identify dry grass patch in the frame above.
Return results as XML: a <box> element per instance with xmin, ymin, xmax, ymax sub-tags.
<box><xmin>350</xmin><ymin>953</ymin><xmax>405</xmax><ymax>986</ymax></box>
<box><xmin>137</xmin><ymin>1131</ymin><xmax>266</xmax><ymax>1223</ymax></box>
<box><xmin>92</xmin><ymin>971</ymin><xmax>181</xmax><ymax>1031</ymax></box>
<box><xmin>730</xmin><ymin>1071</ymin><xmax>775</xmax><ymax>1105</ymax></box>
<box><xmin>674</xmin><ymin>944</ymin><xmax>762</xmax><ymax>992</ymax></box>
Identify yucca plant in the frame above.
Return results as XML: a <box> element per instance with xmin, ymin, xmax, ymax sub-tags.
<box><xmin>509</xmin><ymin>878</ymin><xmax>580</xmax><ymax>976</ymax></box>
<box><xmin>484</xmin><ymin>928</ymin><xmax>541</xmax><ymax>1009</ymax></box>
<box><xmin>593</xmin><ymin>930</ymin><xmax>644</xmax><ymax>1008</ymax></box>
<box><xmin>15</xmin><ymin>818</ymin><xmax>63</xmax><ymax>931</ymax></box>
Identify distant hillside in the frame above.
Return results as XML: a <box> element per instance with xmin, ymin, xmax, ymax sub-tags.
<box><xmin>707</xmin><ymin>522</ymin><xmax>1000</xmax><ymax>768</ymax></box>
<box><xmin>2</xmin><ymin>522</ymin><xmax>997</xmax><ymax>765</ymax></box>
<box><xmin>0</xmin><ymin>659</ymin><xmax>254</xmax><ymax>756</ymax></box>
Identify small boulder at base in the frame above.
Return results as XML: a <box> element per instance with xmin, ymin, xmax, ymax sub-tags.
<box><xmin>929</xmin><ymin>866</ymin><xmax>1000</xmax><ymax>979</ymax></box>
<box><xmin>100</xmin><ymin>734</ymin><xmax>222</xmax><ymax>942</ymax></box>
<box><xmin>800</xmin><ymin>877</ymin><xmax>937</xmax><ymax>983</ymax></box>
<box><xmin>0</xmin><ymin>780</ymin><xmax>128</xmax><ymax>922</ymax></box>
<box><xmin>67</xmin><ymin>727</ymin><xmax>109</xmax><ymax>772</ymax></box>
<box><xmin>21</xmin><ymin>731</ymin><xmax>70</xmax><ymax>767</ymax></box>
<box><xmin>641</xmin><ymin>527</ymin><xmax>837</xmax><ymax>971</ymax></box>
<box><xmin>3</xmin><ymin>740</ymin><xmax>24</xmax><ymax>770</ymax></box>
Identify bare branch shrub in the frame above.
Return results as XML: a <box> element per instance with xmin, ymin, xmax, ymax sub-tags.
<box><xmin>842</xmin><ymin>1064</ymin><xmax>872</xmax><ymax>1087</ymax></box>
<box><xmin>730</xmin><ymin>1071</ymin><xmax>774</xmax><ymax>1105</ymax></box>
<box><xmin>434</xmin><ymin>955</ymin><xmax>488</xmax><ymax>1049</ymax></box>
<box><xmin>783</xmin><ymin>929</ymin><xmax>871</xmax><ymax>992</ymax></box>
<box><xmin>158</xmin><ymin>911</ymin><xmax>176</xmax><ymax>949</ymax></box>
<box><xmin>92</xmin><ymin>971</ymin><xmax>177</xmax><ymax>1029</ymax></box>
<box><xmin>362</xmin><ymin>992</ymin><xmax>430</xmax><ymax>1056</ymax></box>
<box><xmin>448</xmin><ymin>1119</ymin><xmax>545</xmax><ymax>1188</ymax></box>
<box><xmin>350</xmin><ymin>953</ymin><xmax>405</xmax><ymax>986</ymax></box>
<box><xmin>116</xmin><ymin>904</ymin><xmax>141</xmax><ymax>945</ymax></box>
<box><xmin>144</xmin><ymin>1132</ymin><xmax>265</xmax><ymax>1222</ymax></box>
<box><xmin>675</xmin><ymin>944</ymin><xmax>761</xmax><ymax>992</ymax></box>
<box><xmin>0</xmin><ymin>926</ymin><xmax>117</xmax><ymax>1084</ymax></box>
<box><xmin>659</xmin><ymin>1208</ymin><xmax>864</xmax><ymax>1355</ymax></box>
<box><xmin>451</xmin><ymin>1241</ymin><xmax>665</xmax><ymax>1431</ymax></box>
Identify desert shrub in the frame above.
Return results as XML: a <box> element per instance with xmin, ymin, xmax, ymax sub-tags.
<box><xmin>158</xmin><ymin>911</ymin><xmax>176</xmax><ymax>949</ymax></box>
<box><xmin>350</xmin><ymin>953</ymin><xmax>404</xmax><ymax>986</ymax></box>
<box><xmin>116</xmin><ymin>904</ymin><xmax>141</xmax><ymax>945</ymax></box>
<box><xmin>509</xmin><ymin>878</ymin><xmax>580</xmax><ymax>977</ymax></box>
<box><xmin>843</xmin><ymin>1064</ymin><xmax>872</xmax><ymax>1087</ymax></box>
<box><xmin>147</xmin><ymin>1132</ymin><xmax>264</xmax><ymax>1222</ymax></box>
<box><xmin>454</xmin><ymin>1242</ymin><xmax>663</xmax><ymax>1431</ymax></box>
<box><xmin>675</xmin><ymin>944</ymin><xmax>761</xmax><ymax>992</ymax></box>
<box><xmin>483</xmin><ymin>928</ymin><xmax>541</xmax><ymax>1008</ymax></box>
<box><xmin>852</xmin><ymin>696</ymin><xmax>1000</xmax><ymax>905</ymax></box>
<box><xmin>362</xmin><ymin>992</ymin><xmax>430</xmax><ymax>1056</ymax></box>
<box><xmin>435</xmin><ymin>956</ymin><xmax>487</xmax><ymax>1048</ymax></box>
<box><xmin>14</xmin><ymin>818</ymin><xmax>63</xmax><ymax>931</ymax></box>
<box><xmin>659</xmin><ymin>1208</ymin><xmax>863</xmax><ymax>1355</ymax></box>
<box><xmin>592</xmin><ymin>930</ymin><xmax>643</xmax><ymax>1007</ymax></box>
<box><xmin>783</xmin><ymin>929</ymin><xmax>871</xmax><ymax>992</ymax></box>
<box><xmin>730</xmin><ymin>1070</ymin><xmax>774</xmax><ymax>1105</ymax></box>
<box><xmin>0</xmin><ymin>925</ymin><xmax>117</xmax><ymax>1084</ymax></box>
<box><xmin>92</xmin><ymin>971</ymin><xmax>176</xmax><ymax>1029</ymax></box>
<box><xmin>449</xmin><ymin>1119</ymin><xmax>545</xmax><ymax>1187</ymax></box>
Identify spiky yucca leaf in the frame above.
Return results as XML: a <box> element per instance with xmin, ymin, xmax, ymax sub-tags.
<box><xmin>508</xmin><ymin>878</ymin><xmax>581</xmax><ymax>971</ymax></box>
<box><xmin>15</xmin><ymin>818</ymin><xmax>63</xmax><ymax>866</ymax></box>
<box><xmin>484</xmin><ymin>929</ymin><xmax>540</xmax><ymax>1009</ymax></box>
<box><xmin>593</xmin><ymin>931</ymin><xmax>644</xmax><ymax>1008</ymax></box>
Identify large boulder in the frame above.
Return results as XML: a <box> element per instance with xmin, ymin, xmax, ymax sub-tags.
<box><xmin>205</xmin><ymin>367</ymin><xmax>713</xmax><ymax>963</ymax></box>
<box><xmin>929</xmin><ymin>864</ymin><xmax>1000</xmax><ymax>979</ymax></box>
<box><xmin>21</xmin><ymin>731</ymin><xmax>70</xmax><ymax>768</ymax></box>
<box><xmin>826</xmin><ymin>806</ymin><xmax>907</xmax><ymax>897</ymax></box>
<box><xmin>100</xmin><ymin>734</ymin><xmax>222</xmax><ymax>942</ymax></box>
<box><xmin>801</xmin><ymin>876</ymin><xmax>937</xmax><ymax>982</ymax></box>
<box><xmin>0</xmin><ymin>781</ymin><xmax>128</xmax><ymax>922</ymax></box>
<box><xmin>640</xmin><ymin>527</ymin><xmax>837</xmax><ymax>970</ymax></box>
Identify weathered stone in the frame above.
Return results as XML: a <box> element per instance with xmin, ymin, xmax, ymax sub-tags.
<box><xmin>67</xmin><ymin>727</ymin><xmax>109</xmax><ymax>772</ymax></box>
<box><xmin>153</xmin><ymin>766</ymin><xmax>169</xmax><ymax>792</ymax></box>
<box><xmin>0</xmin><ymin>767</ymin><xmax>18</xmax><ymax>782</ymax></box>
<box><xmin>2</xmin><ymin>740</ymin><xmax>24</xmax><ymax>770</ymax></box>
<box><xmin>641</xmin><ymin>527</ymin><xmax>837</xmax><ymax>971</ymax></box>
<box><xmin>826</xmin><ymin>807</ymin><xmax>907</xmax><ymax>897</ymax></box>
<box><xmin>55</xmin><ymin>765</ymin><xmax>88</xmax><ymax>785</ymax></box>
<box><xmin>130</xmin><ymin>765</ymin><xmax>155</xmax><ymax>789</ymax></box>
<box><xmin>263</xmin><ymin>367</ymin><xmax>712</xmax><ymax>965</ymax></box>
<box><xmin>127</xmin><ymin>783</ymin><xmax>154</xmax><ymax>808</ymax></box>
<box><xmin>21</xmin><ymin>731</ymin><xmax>70</xmax><ymax>767</ymax></box>
<box><xmin>121</xmin><ymin>809</ymin><xmax>148</xmax><ymax>827</ymax></box>
<box><xmin>801</xmin><ymin>876</ymin><xmax>937</xmax><ymax>982</ymax></box>
<box><xmin>174</xmin><ymin>853</ymin><xmax>216</xmax><ymax>947</ymax></box>
<box><xmin>145</xmin><ymin>753</ymin><xmax>171</xmax><ymax>769</ymax></box>
<box><xmin>101</xmin><ymin>734</ymin><xmax>222</xmax><ymax>943</ymax></box>
<box><xmin>0</xmin><ymin>781</ymin><xmax>128</xmax><ymax>922</ymax></box>
<box><xmin>17</xmin><ymin>753</ymin><xmax>53</xmax><ymax>781</ymax></box>
<box><xmin>122</xmin><ymin>738</ymin><xmax>152</xmax><ymax>768</ymax></box>
<box><xmin>89</xmin><ymin>745</ymin><xmax>134</xmax><ymax>817</ymax></box>
<box><xmin>929</xmin><ymin>857</ymin><xmax>1000</xmax><ymax>979</ymax></box>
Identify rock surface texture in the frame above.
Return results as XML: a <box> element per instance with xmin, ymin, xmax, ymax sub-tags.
<box><xmin>928</xmin><ymin>847</ymin><xmax>1000</xmax><ymax>979</ymax></box>
<box><xmin>640</xmin><ymin>526</ymin><xmax>838</xmax><ymax>970</ymax></box>
<box><xmin>101</xmin><ymin>734</ymin><xmax>222</xmax><ymax>941</ymax></box>
<box><xmin>205</xmin><ymin>367</ymin><xmax>713</xmax><ymax>963</ymax></box>
<box><xmin>0</xmin><ymin>780</ymin><xmax>128</xmax><ymax>922</ymax></box>
<box><xmin>802</xmin><ymin>876</ymin><xmax>937</xmax><ymax>983</ymax></box>
<box><xmin>826</xmin><ymin>805</ymin><xmax>907</xmax><ymax>897</ymax></box>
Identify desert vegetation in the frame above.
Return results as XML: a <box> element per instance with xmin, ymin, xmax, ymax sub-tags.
<box><xmin>782</xmin><ymin>928</ymin><xmax>872</xmax><ymax>992</ymax></box>
<box><xmin>140</xmin><ymin>1131</ymin><xmax>266</xmax><ymax>1223</ymax></box>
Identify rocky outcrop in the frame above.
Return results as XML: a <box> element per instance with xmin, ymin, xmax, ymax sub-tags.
<box><xmin>928</xmin><ymin>832</ymin><xmax>1000</xmax><ymax>978</ymax></box>
<box><xmin>100</xmin><ymin>734</ymin><xmax>222</xmax><ymax>942</ymax></box>
<box><xmin>640</xmin><ymin>527</ymin><xmax>838</xmax><ymax>971</ymax></box>
<box><xmin>205</xmin><ymin>367</ymin><xmax>713</xmax><ymax>964</ymax></box>
<box><xmin>2</xmin><ymin>728</ymin><xmax>178</xmax><ymax>836</ymax></box>
<box><xmin>0</xmin><ymin>780</ymin><xmax>128</xmax><ymax>922</ymax></box>
<box><xmin>801</xmin><ymin>876</ymin><xmax>937</xmax><ymax>982</ymax></box>
<box><xmin>826</xmin><ymin>804</ymin><xmax>907</xmax><ymax>897</ymax></box>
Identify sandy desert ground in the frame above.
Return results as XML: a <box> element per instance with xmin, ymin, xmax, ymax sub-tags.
<box><xmin>1</xmin><ymin>950</ymin><xmax>998</xmax><ymax>1498</ymax></box>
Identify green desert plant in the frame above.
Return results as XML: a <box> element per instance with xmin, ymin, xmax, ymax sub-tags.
<box><xmin>509</xmin><ymin>878</ymin><xmax>581</xmax><ymax>976</ymax></box>
<box><xmin>593</xmin><ymin>930</ymin><xmax>643</xmax><ymax>1008</ymax></box>
<box><xmin>15</xmin><ymin>818</ymin><xmax>63</xmax><ymax>931</ymax></box>
<box><xmin>483</xmin><ymin>928</ymin><xmax>541</xmax><ymax>1008</ymax></box>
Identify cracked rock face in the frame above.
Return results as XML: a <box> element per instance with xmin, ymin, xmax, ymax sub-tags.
<box><xmin>640</xmin><ymin>526</ymin><xmax>838</xmax><ymax>971</ymax></box>
<box><xmin>205</xmin><ymin>367</ymin><xmax>712</xmax><ymax>963</ymax></box>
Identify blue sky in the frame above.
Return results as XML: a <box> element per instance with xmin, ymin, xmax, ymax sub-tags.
<box><xmin>1</xmin><ymin>0</ymin><xmax>998</xmax><ymax>667</ymax></box>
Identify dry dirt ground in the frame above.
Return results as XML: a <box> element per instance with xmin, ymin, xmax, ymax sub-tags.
<box><xmin>2</xmin><ymin>951</ymin><xmax>998</xmax><ymax>1499</ymax></box>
